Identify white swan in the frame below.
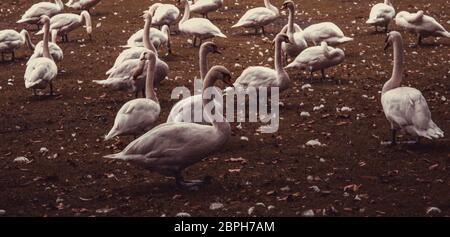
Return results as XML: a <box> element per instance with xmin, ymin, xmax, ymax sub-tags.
<box><xmin>285</xmin><ymin>41</ymin><xmax>345</xmax><ymax>80</ymax></box>
<box><xmin>149</xmin><ymin>3</ymin><xmax>180</xmax><ymax>28</ymax></box>
<box><xmin>24</xmin><ymin>16</ymin><xmax>58</xmax><ymax>96</ymax></box>
<box><xmin>280</xmin><ymin>1</ymin><xmax>307</xmax><ymax>60</ymax></box>
<box><xmin>381</xmin><ymin>31</ymin><xmax>444</xmax><ymax>144</ymax></box>
<box><xmin>178</xmin><ymin>0</ymin><xmax>227</xmax><ymax>47</ymax></box>
<box><xmin>0</xmin><ymin>29</ymin><xmax>33</xmax><ymax>61</ymax></box>
<box><xmin>105</xmin><ymin>51</ymin><xmax>161</xmax><ymax>141</ymax></box>
<box><xmin>96</xmin><ymin>13</ymin><xmax>169</xmax><ymax>95</ymax></box>
<box><xmin>366</xmin><ymin>0</ymin><xmax>395</xmax><ymax>32</ymax></box>
<box><xmin>124</xmin><ymin>25</ymin><xmax>172</xmax><ymax>54</ymax></box>
<box><xmin>66</xmin><ymin>0</ymin><xmax>101</xmax><ymax>12</ymax></box>
<box><xmin>37</xmin><ymin>11</ymin><xmax>92</xmax><ymax>42</ymax></box>
<box><xmin>232</xmin><ymin>0</ymin><xmax>279</xmax><ymax>35</ymax></box>
<box><xmin>190</xmin><ymin>0</ymin><xmax>223</xmax><ymax>19</ymax></box>
<box><xmin>28</xmin><ymin>40</ymin><xmax>64</xmax><ymax>63</ymax></box>
<box><xmin>167</xmin><ymin>42</ymin><xmax>222</xmax><ymax>123</ymax></box>
<box><xmin>302</xmin><ymin>22</ymin><xmax>353</xmax><ymax>46</ymax></box>
<box><xmin>17</xmin><ymin>0</ymin><xmax>64</xmax><ymax>28</ymax></box>
<box><xmin>104</xmin><ymin>66</ymin><xmax>233</xmax><ymax>188</ymax></box>
<box><xmin>395</xmin><ymin>10</ymin><xmax>450</xmax><ymax>45</ymax></box>
<box><xmin>233</xmin><ymin>33</ymin><xmax>290</xmax><ymax>92</ymax></box>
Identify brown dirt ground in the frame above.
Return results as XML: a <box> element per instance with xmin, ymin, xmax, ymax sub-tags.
<box><xmin>0</xmin><ymin>0</ymin><xmax>449</xmax><ymax>217</ymax></box>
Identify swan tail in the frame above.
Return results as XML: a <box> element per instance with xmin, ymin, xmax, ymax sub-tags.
<box><xmin>104</xmin><ymin>129</ymin><xmax>119</xmax><ymax>141</ymax></box>
<box><xmin>103</xmin><ymin>153</ymin><xmax>143</xmax><ymax>161</ymax></box>
<box><xmin>337</xmin><ymin>37</ymin><xmax>354</xmax><ymax>44</ymax></box>
<box><xmin>105</xmin><ymin>68</ymin><xmax>114</xmax><ymax>75</ymax></box>
<box><xmin>439</xmin><ymin>30</ymin><xmax>450</xmax><ymax>38</ymax></box>
<box><xmin>17</xmin><ymin>18</ymin><xmax>28</xmax><ymax>24</ymax></box>
<box><xmin>215</xmin><ymin>32</ymin><xmax>227</xmax><ymax>38</ymax></box>
<box><xmin>366</xmin><ymin>18</ymin><xmax>381</xmax><ymax>24</ymax></box>
<box><xmin>35</xmin><ymin>29</ymin><xmax>44</xmax><ymax>35</ymax></box>
<box><xmin>285</xmin><ymin>61</ymin><xmax>297</xmax><ymax>69</ymax></box>
<box><xmin>425</xmin><ymin>122</ymin><xmax>444</xmax><ymax>139</ymax></box>
<box><xmin>231</xmin><ymin>22</ymin><xmax>244</xmax><ymax>28</ymax></box>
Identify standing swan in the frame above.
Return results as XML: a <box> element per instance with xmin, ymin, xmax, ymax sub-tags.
<box><xmin>285</xmin><ymin>41</ymin><xmax>345</xmax><ymax>81</ymax></box>
<box><xmin>124</xmin><ymin>25</ymin><xmax>172</xmax><ymax>55</ymax></box>
<box><xmin>232</xmin><ymin>0</ymin><xmax>279</xmax><ymax>35</ymax></box>
<box><xmin>105</xmin><ymin>52</ymin><xmax>161</xmax><ymax>141</ymax></box>
<box><xmin>381</xmin><ymin>31</ymin><xmax>444</xmax><ymax>144</ymax></box>
<box><xmin>37</xmin><ymin>11</ymin><xmax>93</xmax><ymax>42</ymax></box>
<box><xmin>280</xmin><ymin>1</ymin><xmax>307</xmax><ymax>61</ymax></box>
<box><xmin>17</xmin><ymin>0</ymin><xmax>64</xmax><ymax>29</ymax></box>
<box><xmin>24</xmin><ymin>16</ymin><xmax>58</xmax><ymax>96</ymax></box>
<box><xmin>395</xmin><ymin>10</ymin><xmax>450</xmax><ymax>46</ymax></box>
<box><xmin>149</xmin><ymin>3</ymin><xmax>180</xmax><ymax>29</ymax></box>
<box><xmin>104</xmin><ymin>66</ymin><xmax>233</xmax><ymax>188</ymax></box>
<box><xmin>178</xmin><ymin>0</ymin><xmax>227</xmax><ymax>47</ymax></box>
<box><xmin>233</xmin><ymin>33</ymin><xmax>290</xmax><ymax>92</ymax></box>
<box><xmin>366</xmin><ymin>0</ymin><xmax>395</xmax><ymax>33</ymax></box>
<box><xmin>66</xmin><ymin>0</ymin><xmax>101</xmax><ymax>12</ymax></box>
<box><xmin>0</xmin><ymin>29</ymin><xmax>34</xmax><ymax>61</ymax></box>
<box><xmin>302</xmin><ymin>22</ymin><xmax>353</xmax><ymax>46</ymax></box>
<box><xmin>190</xmin><ymin>0</ymin><xmax>223</xmax><ymax>19</ymax></box>
<box><xmin>167</xmin><ymin>42</ymin><xmax>222</xmax><ymax>123</ymax></box>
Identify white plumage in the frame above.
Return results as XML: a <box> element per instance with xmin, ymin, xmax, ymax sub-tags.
<box><xmin>28</xmin><ymin>41</ymin><xmax>64</xmax><ymax>63</ymax></box>
<box><xmin>190</xmin><ymin>0</ymin><xmax>223</xmax><ymax>18</ymax></box>
<box><xmin>302</xmin><ymin>22</ymin><xmax>353</xmax><ymax>46</ymax></box>
<box><xmin>123</xmin><ymin>25</ymin><xmax>171</xmax><ymax>53</ymax></box>
<box><xmin>232</xmin><ymin>0</ymin><xmax>279</xmax><ymax>34</ymax></box>
<box><xmin>66</xmin><ymin>0</ymin><xmax>101</xmax><ymax>11</ymax></box>
<box><xmin>0</xmin><ymin>29</ymin><xmax>33</xmax><ymax>60</ymax></box>
<box><xmin>149</xmin><ymin>3</ymin><xmax>180</xmax><ymax>28</ymax></box>
<box><xmin>280</xmin><ymin>1</ymin><xmax>307</xmax><ymax>60</ymax></box>
<box><xmin>37</xmin><ymin>11</ymin><xmax>93</xmax><ymax>42</ymax></box>
<box><xmin>17</xmin><ymin>0</ymin><xmax>64</xmax><ymax>26</ymax></box>
<box><xmin>366</xmin><ymin>0</ymin><xmax>395</xmax><ymax>32</ymax></box>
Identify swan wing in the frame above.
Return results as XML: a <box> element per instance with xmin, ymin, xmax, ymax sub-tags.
<box><xmin>234</xmin><ymin>8</ymin><xmax>277</xmax><ymax>27</ymax></box>
<box><xmin>181</xmin><ymin>18</ymin><xmax>225</xmax><ymax>37</ymax></box>
<box><xmin>235</xmin><ymin>66</ymin><xmax>277</xmax><ymax>88</ymax></box>
<box><xmin>24</xmin><ymin>58</ymin><xmax>57</xmax><ymax>88</ymax></box>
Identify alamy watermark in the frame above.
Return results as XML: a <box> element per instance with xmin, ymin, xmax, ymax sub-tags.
<box><xmin>170</xmin><ymin>79</ymin><xmax>280</xmax><ymax>133</ymax></box>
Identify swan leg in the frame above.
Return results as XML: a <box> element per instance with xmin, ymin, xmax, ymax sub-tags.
<box><xmin>261</xmin><ymin>26</ymin><xmax>265</xmax><ymax>35</ymax></box>
<box><xmin>391</xmin><ymin>129</ymin><xmax>397</xmax><ymax>145</ymax></box>
<box><xmin>134</xmin><ymin>91</ymin><xmax>139</xmax><ymax>98</ymax></box>
<box><xmin>49</xmin><ymin>82</ymin><xmax>54</xmax><ymax>96</ymax></box>
<box><xmin>375</xmin><ymin>26</ymin><xmax>378</xmax><ymax>32</ymax></box>
<box><xmin>417</xmin><ymin>35</ymin><xmax>422</xmax><ymax>46</ymax></box>
<box><xmin>11</xmin><ymin>51</ymin><xmax>15</xmax><ymax>61</ymax></box>
<box><xmin>254</xmin><ymin>28</ymin><xmax>258</xmax><ymax>35</ymax></box>
<box><xmin>192</xmin><ymin>36</ymin><xmax>197</xmax><ymax>47</ymax></box>
<box><xmin>321</xmin><ymin>69</ymin><xmax>326</xmax><ymax>81</ymax></box>
<box><xmin>1</xmin><ymin>52</ymin><xmax>4</xmax><ymax>61</ymax></box>
<box><xmin>141</xmin><ymin>88</ymin><xmax>146</xmax><ymax>98</ymax></box>
<box><xmin>384</xmin><ymin>24</ymin><xmax>389</xmax><ymax>33</ymax></box>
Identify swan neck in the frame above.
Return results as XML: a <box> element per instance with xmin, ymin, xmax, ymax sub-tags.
<box><xmin>274</xmin><ymin>39</ymin><xmax>284</xmax><ymax>74</ymax></box>
<box><xmin>180</xmin><ymin>1</ymin><xmax>190</xmax><ymax>24</ymax></box>
<box><xmin>287</xmin><ymin>5</ymin><xmax>294</xmax><ymax>34</ymax></box>
<box><xmin>145</xmin><ymin>57</ymin><xmax>158</xmax><ymax>103</ymax></box>
<box><xmin>42</xmin><ymin>21</ymin><xmax>51</xmax><ymax>59</ymax></box>
<box><xmin>143</xmin><ymin>16</ymin><xmax>157</xmax><ymax>53</ymax></box>
<box><xmin>202</xmin><ymin>71</ymin><xmax>229</xmax><ymax>132</ymax></box>
<box><xmin>55</xmin><ymin>0</ymin><xmax>64</xmax><ymax>10</ymax></box>
<box><xmin>383</xmin><ymin>38</ymin><xmax>404</xmax><ymax>94</ymax></box>
<box><xmin>199</xmin><ymin>47</ymin><xmax>209</xmax><ymax>80</ymax></box>
<box><xmin>21</xmin><ymin>30</ymin><xmax>35</xmax><ymax>50</ymax></box>
<box><xmin>265</xmin><ymin>0</ymin><xmax>278</xmax><ymax>14</ymax></box>
<box><xmin>81</xmin><ymin>11</ymin><xmax>92</xmax><ymax>35</ymax></box>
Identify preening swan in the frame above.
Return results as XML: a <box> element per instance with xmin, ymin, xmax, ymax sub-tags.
<box><xmin>167</xmin><ymin>42</ymin><xmax>222</xmax><ymax>123</ymax></box>
<box><xmin>232</xmin><ymin>0</ymin><xmax>279</xmax><ymax>35</ymax></box>
<box><xmin>179</xmin><ymin>0</ymin><xmax>227</xmax><ymax>47</ymax></box>
<box><xmin>302</xmin><ymin>22</ymin><xmax>353</xmax><ymax>46</ymax></box>
<box><xmin>24</xmin><ymin>16</ymin><xmax>58</xmax><ymax>96</ymax></box>
<box><xmin>381</xmin><ymin>31</ymin><xmax>444</xmax><ymax>144</ymax></box>
<box><xmin>37</xmin><ymin>11</ymin><xmax>92</xmax><ymax>42</ymax></box>
<box><xmin>17</xmin><ymin>0</ymin><xmax>64</xmax><ymax>28</ymax></box>
<box><xmin>66</xmin><ymin>0</ymin><xmax>101</xmax><ymax>12</ymax></box>
<box><xmin>366</xmin><ymin>0</ymin><xmax>395</xmax><ymax>33</ymax></box>
<box><xmin>280</xmin><ymin>1</ymin><xmax>307</xmax><ymax>61</ymax></box>
<box><xmin>97</xmin><ymin>13</ymin><xmax>169</xmax><ymax>95</ymax></box>
<box><xmin>124</xmin><ymin>25</ymin><xmax>172</xmax><ymax>55</ymax></box>
<box><xmin>285</xmin><ymin>41</ymin><xmax>345</xmax><ymax>81</ymax></box>
<box><xmin>105</xmin><ymin>51</ymin><xmax>161</xmax><ymax>141</ymax></box>
<box><xmin>190</xmin><ymin>0</ymin><xmax>223</xmax><ymax>19</ymax></box>
<box><xmin>233</xmin><ymin>33</ymin><xmax>290</xmax><ymax>92</ymax></box>
<box><xmin>149</xmin><ymin>3</ymin><xmax>180</xmax><ymax>28</ymax></box>
<box><xmin>0</xmin><ymin>29</ymin><xmax>33</xmax><ymax>61</ymax></box>
<box><xmin>395</xmin><ymin>10</ymin><xmax>450</xmax><ymax>45</ymax></box>
<box><xmin>104</xmin><ymin>66</ymin><xmax>233</xmax><ymax>189</ymax></box>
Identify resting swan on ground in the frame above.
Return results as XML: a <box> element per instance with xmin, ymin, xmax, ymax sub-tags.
<box><xmin>17</xmin><ymin>0</ymin><xmax>64</xmax><ymax>29</ymax></box>
<box><xmin>105</xmin><ymin>51</ymin><xmax>161</xmax><ymax>141</ymax></box>
<box><xmin>302</xmin><ymin>22</ymin><xmax>353</xmax><ymax>46</ymax></box>
<box><xmin>366</xmin><ymin>0</ymin><xmax>395</xmax><ymax>33</ymax></box>
<box><xmin>232</xmin><ymin>0</ymin><xmax>279</xmax><ymax>35</ymax></box>
<box><xmin>167</xmin><ymin>42</ymin><xmax>222</xmax><ymax>123</ymax></box>
<box><xmin>381</xmin><ymin>31</ymin><xmax>444</xmax><ymax>144</ymax></box>
<box><xmin>148</xmin><ymin>3</ymin><xmax>180</xmax><ymax>28</ymax></box>
<box><xmin>36</xmin><ymin>10</ymin><xmax>92</xmax><ymax>43</ymax></box>
<box><xmin>0</xmin><ymin>29</ymin><xmax>33</xmax><ymax>61</ymax></box>
<box><xmin>190</xmin><ymin>0</ymin><xmax>223</xmax><ymax>19</ymax></box>
<box><xmin>285</xmin><ymin>41</ymin><xmax>345</xmax><ymax>81</ymax></box>
<box><xmin>280</xmin><ymin>0</ymin><xmax>307</xmax><ymax>61</ymax></box>
<box><xmin>24</xmin><ymin>16</ymin><xmax>58</xmax><ymax>96</ymax></box>
<box><xmin>104</xmin><ymin>65</ymin><xmax>233</xmax><ymax>189</ymax></box>
<box><xmin>395</xmin><ymin>10</ymin><xmax>450</xmax><ymax>45</ymax></box>
<box><xmin>233</xmin><ymin>33</ymin><xmax>290</xmax><ymax>92</ymax></box>
<box><xmin>123</xmin><ymin>25</ymin><xmax>172</xmax><ymax>55</ymax></box>
<box><xmin>178</xmin><ymin>0</ymin><xmax>227</xmax><ymax>47</ymax></box>
<box><xmin>66</xmin><ymin>0</ymin><xmax>101</xmax><ymax>12</ymax></box>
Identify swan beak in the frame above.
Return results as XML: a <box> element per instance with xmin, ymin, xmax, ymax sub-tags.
<box><xmin>223</xmin><ymin>77</ymin><xmax>234</xmax><ymax>87</ymax></box>
<box><xmin>384</xmin><ymin>35</ymin><xmax>390</xmax><ymax>51</ymax></box>
<box><xmin>214</xmin><ymin>49</ymin><xmax>222</xmax><ymax>55</ymax></box>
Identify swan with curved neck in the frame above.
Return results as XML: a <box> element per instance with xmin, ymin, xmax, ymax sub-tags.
<box><xmin>179</xmin><ymin>0</ymin><xmax>227</xmax><ymax>47</ymax></box>
<box><xmin>381</xmin><ymin>31</ymin><xmax>444</xmax><ymax>144</ymax></box>
<box><xmin>286</xmin><ymin>41</ymin><xmax>345</xmax><ymax>81</ymax></box>
<box><xmin>280</xmin><ymin>0</ymin><xmax>307</xmax><ymax>61</ymax></box>
<box><xmin>366</xmin><ymin>0</ymin><xmax>395</xmax><ymax>33</ymax></box>
<box><xmin>24</xmin><ymin>15</ymin><xmax>58</xmax><ymax>96</ymax></box>
<box><xmin>66</xmin><ymin>0</ymin><xmax>101</xmax><ymax>12</ymax></box>
<box><xmin>190</xmin><ymin>0</ymin><xmax>223</xmax><ymax>19</ymax></box>
<box><xmin>105</xmin><ymin>51</ymin><xmax>161</xmax><ymax>140</ymax></box>
<box><xmin>233</xmin><ymin>33</ymin><xmax>290</xmax><ymax>92</ymax></box>
<box><xmin>167</xmin><ymin>42</ymin><xmax>222</xmax><ymax>123</ymax></box>
<box><xmin>124</xmin><ymin>25</ymin><xmax>172</xmax><ymax>55</ymax></box>
<box><xmin>232</xmin><ymin>0</ymin><xmax>280</xmax><ymax>35</ymax></box>
<box><xmin>0</xmin><ymin>29</ymin><xmax>34</xmax><ymax>61</ymax></box>
<box><xmin>395</xmin><ymin>10</ymin><xmax>450</xmax><ymax>45</ymax></box>
<box><xmin>17</xmin><ymin>0</ymin><xmax>64</xmax><ymax>28</ymax></box>
<box><xmin>37</xmin><ymin>10</ymin><xmax>92</xmax><ymax>43</ymax></box>
<box><xmin>104</xmin><ymin>66</ymin><xmax>233</xmax><ymax>189</ymax></box>
<box><xmin>149</xmin><ymin>2</ymin><xmax>180</xmax><ymax>28</ymax></box>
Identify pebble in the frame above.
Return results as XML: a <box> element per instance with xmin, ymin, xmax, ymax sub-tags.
<box><xmin>301</xmin><ymin>209</ymin><xmax>315</xmax><ymax>217</ymax></box>
<box><xmin>13</xmin><ymin>157</ymin><xmax>30</xmax><ymax>164</ymax></box>
<box><xmin>175</xmin><ymin>212</ymin><xmax>191</xmax><ymax>217</ymax></box>
<box><xmin>209</xmin><ymin>202</ymin><xmax>224</xmax><ymax>210</ymax></box>
<box><xmin>426</xmin><ymin>207</ymin><xmax>442</xmax><ymax>215</ymax></box>
<box><xmin>0</xmin><ymin>210</ymin><xmax>5</xmax><ymax>215</ymax></box>
<box><xmin>306</xmin><ymin>139</ymin><xmax>323</xmax><ymax>147</ymax></box>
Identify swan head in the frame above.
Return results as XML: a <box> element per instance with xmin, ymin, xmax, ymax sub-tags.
<box><xmin>131</xmin><ymin>52</ymin><xmax>150</xmax><ymax>80</ymax></box>
<box><xmin>38</xmin><ymin>15</ymin><xmax>50</xmax><ymax>25</ymax></box>
<box><xmin>273</xmin><ymin>33</ymin><xmax>289</xmax><ymax>45</ymax></box>
<box><xmin>281</xmin><ymin>0</ymin><xmax>294</xmax><ymax>10</ymax></box>
<box><xmin>384</xmin><ymin>31</ymin><xmax>402</xmax><ymax>51</ymax></box>
<box><xmin>210</xmin><ymin>66</ymin><xmax>233</xmax><ymax>87</ymax></box>
<box><xmin>202</xmin><ymin>42</ymin><xmax>222</xmax><ymax>55</ymax></box>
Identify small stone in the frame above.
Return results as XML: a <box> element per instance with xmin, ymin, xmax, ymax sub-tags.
<box><xmin>0</xmin><ymin>210</ymin><xmax>5</xmax><ymax>215</ymax></box>
<box><xmin>301</xmin><ymin>209</ymin><xmax>315</xmax><ymax>217</ymax></box>
<box><xmin>248</xmin><ymin>207</ymin><xmax>255</xmax><ymax>215</ymax></box>
<box><xmin>426</xmin><ymin>207</ymin><xmax>441</xmax><ymax>215</ymax></box>
<box><xmin>280</xmin><ymin>186</ymin><xmax>290</xmax><ymax>192</ymax></box>
<box><xmin>40</xmin><ymin>147</ymin><xmax>49</xmax><ymax>153</ymax></box>
<box><xmin>209</xmin><ymin>202</ymin><xmax>224</xmax><ymax>210</ymax></box>
<box><xmin>13</xmin><ymin>157</ymin><xmax>30</xmax><ymax>164</ymax></box>
<box><xmin>300</xmin><ymin>111</ymin><xmax>310</xmax><ymax>117</ymax></box>
<box><xmin>176</xmin><ymin>212</ymin><xmax>191</xmax><ymax>217</ymax></box>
